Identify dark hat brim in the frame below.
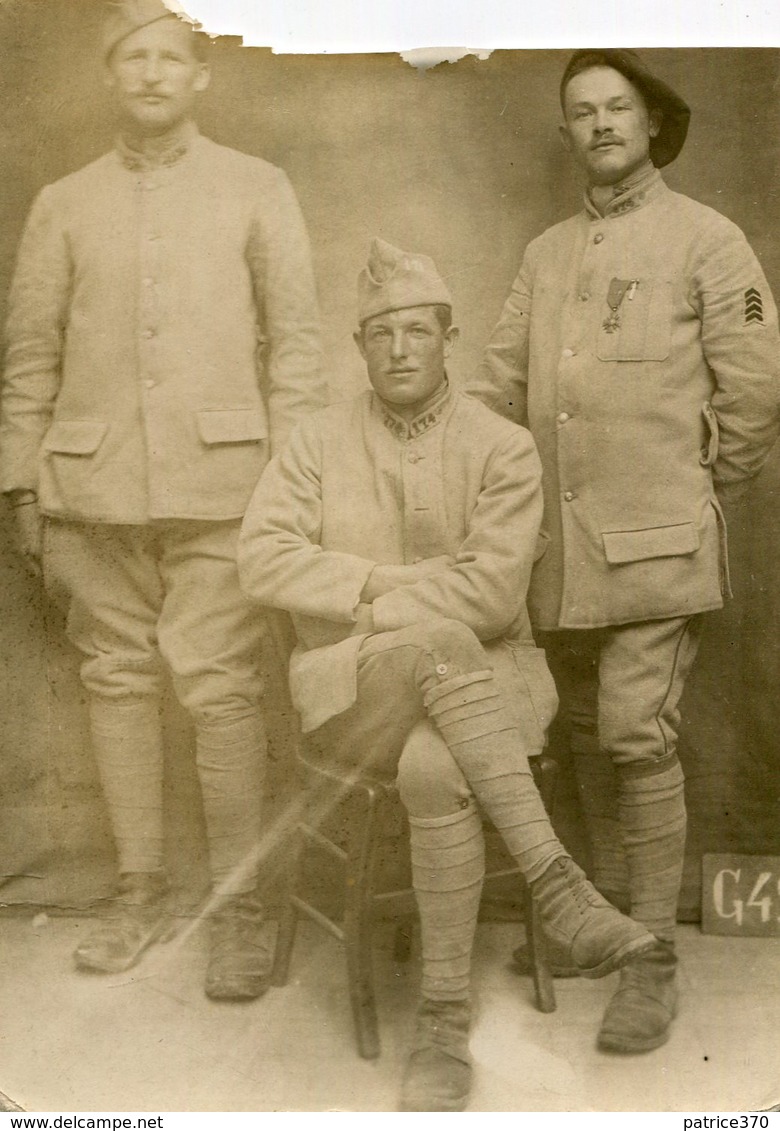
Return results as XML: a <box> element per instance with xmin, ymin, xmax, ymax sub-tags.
<box><xmin>560</xmin><ymin>49</ymin><xmax>690</xmax><ymax>167</ymax></box>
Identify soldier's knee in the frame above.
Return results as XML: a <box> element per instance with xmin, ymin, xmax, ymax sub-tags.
<box><xmin>80</xmin><ymin>655</ymin><xmax>163</xmax><ymax>701</ymax></box>
<box><xmin>173</xmin><ymin>671</ymin><xmax>262</xmax><ymax>726</ymax></box>
<box><xmin>418</xmin><ymin>617</ymin><xmax>486</xmax><ymax>677</ymax></box>
<box><xmin>397</xmin><ymin>720</ymin><xmax>472</xmax><ymax>818</ymax></box>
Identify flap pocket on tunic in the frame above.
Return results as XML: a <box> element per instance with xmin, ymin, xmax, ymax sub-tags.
<box><xmin>602</xmin><ymin>522</ymin><xmax>700</xmax><ymax>563</ymax></box>
<box><xmin>196</xmin><ymin>409</ymin><xmax>267</xmax><ymax>445</ymax></box>
<box><xmin>43</xmin><ymin>420</ymin><xmax>108</xmax><ymax>455</ymax></box>
<box><xmin>700</xmin><ymin>401</ymin><xmax>719</xmax><ymax>466</ymax></box>
<box><xmin>596</xmin><ymin>277</ymin><xmax>672</xmax><ymax>362</ymax></box>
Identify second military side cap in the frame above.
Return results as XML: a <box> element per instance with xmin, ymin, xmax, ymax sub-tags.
<box><xmin>358</xmin><ymin>238</ymin><xmax>452</xmax><ymax>324</ymax></box>
<box><xmin>102</xmin><ymin>0</ymin><xmax>188</xmax><ymax>61</ymax></box>
<box><xmin>560</xmin><ymin>49</ymin><xmax>691</xmax><ymax>167</ymax></box>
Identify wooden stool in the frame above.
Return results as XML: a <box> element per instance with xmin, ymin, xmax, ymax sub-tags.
<box><xmin>270</xmin><ymin>751</ymin><xmax>558</xmax><ymax>1060</ymax></box>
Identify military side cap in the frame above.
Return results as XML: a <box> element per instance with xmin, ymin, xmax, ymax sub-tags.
<box><xmin>358</xmin><ymin>238</ymin><xmax>452</xmax><ymax>324</ymax></box>
<box><xmin>102</xmin><ymin>0</ymin><xmax>189</xmax><ymax>61</ymax></box>
<box><xmin>560</xmin><ymin>48</ymin><xmax>691</xmax><ymax>167</ymax></box>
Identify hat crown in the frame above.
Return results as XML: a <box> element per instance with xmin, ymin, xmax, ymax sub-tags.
<box><xmin>102</xmin><ymin>0</ymin><xmax>193</xmax><ymax>60</ymax></box>
<box><xmin>358</xmin><ymin>238</ymin><xmax>452</xmax><ymax>324</ymax></box>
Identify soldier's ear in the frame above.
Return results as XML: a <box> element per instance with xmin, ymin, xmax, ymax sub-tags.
<box><xmin>558</xmin><ymin>124</ymin><xmax>573</xmax><ymax>153</ymax></box>
<box><xmin>353</xmin><ymin>329</ymin><xmax>367</xmax><ymax>360</ymax></box>
<box><xmin>648</xmin><ymin>108</ymin><xmax>663</xmax><ymax>139</ymax></box>
<box><xmin>443</xmin><ymin>326</ymin><xmax>459</xmax><ymax>358</ymax></box>
<box><xmin>193</xmin><ymin>63</ymin><xmax>211</xmax><ymax>93</ymax></box>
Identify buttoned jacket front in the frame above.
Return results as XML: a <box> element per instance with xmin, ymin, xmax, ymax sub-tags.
<box><xmin>238</xmin><ymin>387</ymin><xmax>557</xmax><ymax>735</ymax></box>
<box><xmin>469</xmin><ymin>169</ymin><xmax>780</xmax><ymax>630</ymax></box>
<box><xmin>0</xmin><ymin>127</ymin><xmax>325</xmax><ymax>523</ymax></box>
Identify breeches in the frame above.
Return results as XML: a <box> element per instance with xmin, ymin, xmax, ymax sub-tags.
<box><xmin>538</xmin><ymin>616</ymin><xmax>704</xmax><ymax>772</ymax></box>
<box><xmin>44</xmin><ymin>517</ymin><xmax>266</xmax><ymax>724</ymax></box>
<box><xmin>309</xmin><ymin>618</ymin><xmax>552</xmax><ymax>814</ymax></box>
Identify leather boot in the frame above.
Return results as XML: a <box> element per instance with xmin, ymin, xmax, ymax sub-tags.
<box><xmin>205</xmin><ymin>893</ymin><xmax>272</xmax><ymax>1002</ymax></box>
<box><xmin>597</xmin><ymin>941</ymin><xmax>678</xmax><ymax>1052</ymax></box>
<box><xmin>399</xmin><ymin>997</ymin><xmax>472</xmax><ymax>1112</ymax></box>
<box><xmin>74</xmin><ymin>871</ymin><xmax>169</xmax><ymax>973</ymax></box>
<box><xmin>511</xmin><ymin>936</ymin><xmax>580</xmax><ymax>978</ymax></box>
<box><xmin>530</xmin><ymin>856</ymin><xmax>655</xmax><ymax>978</ymax></box>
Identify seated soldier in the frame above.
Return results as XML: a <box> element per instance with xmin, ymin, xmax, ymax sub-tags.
<box><xmin>237</xmin><ymin>239</ymin><xmax>656</xmax><ymax>1112</ymax></box>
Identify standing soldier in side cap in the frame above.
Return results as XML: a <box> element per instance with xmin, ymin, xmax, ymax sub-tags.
<box><xmin>468</xmin><ymin>50</ymin><xmax>780</xmax><ymax>1053</ymax></box>
<box><xmin>238</xmin><ymin>238</ymin><xmax>657</xmax><ymax>1111</ymax></box>
<box><xmin>0</xmin><ymin>0</ymin><xmax>325</xmax><ymax>999</ymax></box>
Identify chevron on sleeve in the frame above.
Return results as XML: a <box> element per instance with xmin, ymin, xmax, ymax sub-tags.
<box><xmin>744</xmin><ymin>287</ymin><xmax>764</xmax><ymax>325</ymax></box>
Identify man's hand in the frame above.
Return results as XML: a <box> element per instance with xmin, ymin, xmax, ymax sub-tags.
<box><xmin>9</xmin><ymin>497</ymin><xmax>43</xmax><ymax>579</ymax></box>
<box><xmin>361</xmin><ymin>555</ymin><xmax>455</xmax><ymax>602</ymax></box>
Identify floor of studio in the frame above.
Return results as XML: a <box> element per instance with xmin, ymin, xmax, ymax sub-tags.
<box><xmin>0</xmin><ymin>914</ymin><xmax>778</xmax><ymax>1114</ymax></box>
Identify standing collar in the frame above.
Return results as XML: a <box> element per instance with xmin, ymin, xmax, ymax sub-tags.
<box><xmin>116</xmin><ymin>120</ymin><xmax>199</xmax><ymax>172</ymax></box>
<box><xmin>374</xmin><ymin>378</ymin><xmax>453</xmax><ymax>441</ymax></box>
<box><xmin>584</xmin><ymin>164</ymin><xmax>666</xmax><ymax>220</ymax></box>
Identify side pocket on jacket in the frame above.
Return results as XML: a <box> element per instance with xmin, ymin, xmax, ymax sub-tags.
<box><xmin>508</xmin><ymin>643</ymin><xmax>559</xmax><ymax>736</ymax></box>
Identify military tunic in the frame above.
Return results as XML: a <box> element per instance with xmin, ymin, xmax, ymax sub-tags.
<box><xmin>0</xmin><ymin>123</ymin><xmax>326</xmax><ymax>713</ymax></box>
<box><xmin>1</xmin><ymin>124</ymin><xmax>325</xmax><ymax>523</ymax></box>
<box><xmin>238</xmin><ymin>386</ymin><xmax>557</xmax><ymax>741</ymax></box>
<box><xmin>468</xmin><ymin>167</ymin><xmax>780</xmax><ymax>631</ymax></box>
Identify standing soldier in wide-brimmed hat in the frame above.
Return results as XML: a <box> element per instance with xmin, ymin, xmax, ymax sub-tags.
<box><xmin>0</xmin><ymin>0</ymin><xmax>326</xmax><ymax>999</ymax></box>
<box><xmin>469</xmin><ymin>50</ymin><xmax>780</xmax><ymax>1053</ymax></box>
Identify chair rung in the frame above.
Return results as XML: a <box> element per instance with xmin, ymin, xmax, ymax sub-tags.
<box><xmin>300</xmin><ymin>824</ymin><xmax>349</xmax><ymax>863</ymax></box>
<box><xmin>290</xmin><ymin>895</ymin><xmax>346</xmax><ymax>942</ymax></box>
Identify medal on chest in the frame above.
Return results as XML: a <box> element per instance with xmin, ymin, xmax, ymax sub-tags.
<box><xmin>603</xmin><ymin>278</ymin><xmax>639</xmax><ymax>333</ymax></box>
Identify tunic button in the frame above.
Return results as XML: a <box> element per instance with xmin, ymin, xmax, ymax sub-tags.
<box><xmin>143</xmin><ymin>277</ymin><xmax>154</xmax><ymax>287</ymax></box>
<box><xmin>557</xmin><ymin>412</ymin><xmax>570</xmax><ymax>424</ymax></box>
<box><xmin>436</xmin><ymin>663</ymin><xmax>448</xmax><ymax>676</ymax></box>
<box><xmin>580</xmin><ymin>292</ymin><xmax>590</xmax><ymax>301</ymax></box>
<box><xmin>563</xmin><ymin>491</ymin><xmax>575</xmax><ymax>502</ymax></box>
<box><xmin>561</xmin><ymin>348</ymin><xmax>575</xmax><ymax>359</ymax></box>
<box><xmin>593</xmin><ymin>233</ymin><xmax>604</xmax><ymax>244</ymax></box>
<box><xmin>144</xmin><ymin>379</ymin><xmax>156</xmax><ymax>389</ymax></box>
<box><xmin>141</xmin><ymin>329</ymin><xmax>156</xmax><ymax>339</ymax></box>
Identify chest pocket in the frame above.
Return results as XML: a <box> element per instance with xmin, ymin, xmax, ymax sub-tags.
<box><xmin>597</xmin><ymin>277</ymin><xmax>673</xmax><ymax>362</ymax></box>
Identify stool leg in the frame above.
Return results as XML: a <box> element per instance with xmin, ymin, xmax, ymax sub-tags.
<box><xmin>271</xmin><ymin>826</ymin><xmax>305</xmax><ymax>987</ymax></box>
<box><xmin>524</xmin><ymin>884</ymin><xmax>557</xmax><ymax>1013</ymax></box>
<box><xmin>343</xmin><ymin>786</ymin><xmax>382</xmax><ymax>1059</ymax></box>
<box><xmin>393</xmin><ymin>918</ymin><xmax>414</xmax><ymax>963</ymax></box>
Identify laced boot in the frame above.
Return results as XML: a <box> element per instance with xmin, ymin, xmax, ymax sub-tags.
<box><xmin>205</xmin><ymin>893</ymin><xmax>272</xmax><ymax>1002</ymax></box>
<box><xmin>530</xmin><ymin>856</ymin><xmax>655</xmax><ymax>978</ymax></box>
<box><xmin>597</xmin><ymin>940</ymin><xmax>678</xmax><ymax>1052</ymax></box>
<box><xmin>399</xmin><ymin>998</ymin><xmax>472</xmax><ymax>1112</ymax></box>
<box><xmin>74</xmin><ymin>871</ymin><xmax>170</xmax><ymax>973</ymax></box>
<box><xmin>511</xmin><ymin>934</ymin><xmax>580</xmax><ymax>978</ymax></box>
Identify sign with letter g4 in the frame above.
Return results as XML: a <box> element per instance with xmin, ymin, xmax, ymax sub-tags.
<box><xmin>702</xmin><ymin>853</ymin><xmax>780</xmax><ymax>937</ymax></box>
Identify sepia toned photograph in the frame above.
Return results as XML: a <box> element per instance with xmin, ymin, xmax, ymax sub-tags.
<box><xmin>0</xmin><ymin>0</ymin><xmax>779</xmax><ymax>1114</ymax></box>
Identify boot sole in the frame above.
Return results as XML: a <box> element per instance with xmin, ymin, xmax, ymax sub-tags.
<box><xmin>576</xmin><ymin>933</ymin><xmax>657</xmax><ymax>980</ymax></box>
<box><xmin>597</xmin><ymin>1027</ymin><xmax>672</xmax><ymax>1054</ymax></box>
<box><xmin>73</xmin><ymin>915</ymin><xmax>171</xmax><ymax>974</ymax></box>
<box><xmin>204</xmin><ymin>976</ymin><xmax>271</xmax><ymax>1002</ymax></box>
<box><xmin>398</xmin><ymin>1091</ymin><xmax>470</xmax><ymax>1113</ymax></box>
<box><xmin>597</xmin><ymin>995</ymin><xmax>679</xmax><ymax>1053</ymax></box>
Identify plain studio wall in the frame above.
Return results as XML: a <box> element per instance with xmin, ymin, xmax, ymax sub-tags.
<box><xmin>1</xmin><ymin>0</ymin><xmax>779</xmax><ymax>915</ymax></box>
